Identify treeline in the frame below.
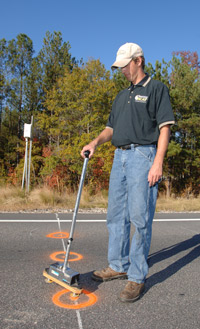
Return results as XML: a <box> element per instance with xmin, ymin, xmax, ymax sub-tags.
<box><xmin>0</xmin><ymin>31</ymin><xmax>200</xmax><ymax>197</ymax></box>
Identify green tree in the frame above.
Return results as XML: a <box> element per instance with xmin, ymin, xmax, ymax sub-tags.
<box><xmin>36</xmin><ymin>31</ymin><xmax>77</xmax><ymax>146</ymax></box>
<box><xmin>0</xmin><ymin>107</ymin><xmax>19</xmax><ymax>183</ymax></box>
<box><xmin>23</xmin><ymin>57</ymin><xmax>43</xmax><ymax>120</ymax></box>
<box><xmin>0</xmin><ymin>38</ymin><xmax>7</xmax><ymax>131</ymax></box>
<box><xmin>6</xmin><ymin>34</ymin><xmax>34</xmax><ymax>138</ymax></box>
<box><xmin>37</xmin><ymin>59</ymin><xmax>117</xmax><ymax>190</ymax></box>
<box><xmin>0</xmin><ymin>35</ymin><xmax>35</xmax><ymax>181</ymax></box>
<box><xmin>38</xmin><ymin>31</ymin><xmax>76</xmax><ymax>93</ymax></box>
<box><xmin>145</xmin><ymin>59</ymin><xmax>170</xmax><ymax>86</ymax></box>
<box><xmin>112</xmin><ymin>69</ymin><xmax>129</xmax><ymax>92</ymax></box>
<box><xmin>168</xmin><ymin>52</ymin><xmax>200</xmax><ymax>196</ymax></box>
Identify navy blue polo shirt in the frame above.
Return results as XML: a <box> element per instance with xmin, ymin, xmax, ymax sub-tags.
<box><xmin>106</xmin><ymin>74</ymin><xmax>175</xmax><ymax>147</ymax></box>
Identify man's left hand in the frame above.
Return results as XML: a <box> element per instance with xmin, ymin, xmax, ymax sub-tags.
<box><xmin>148</xmin><ymin>163</ymin><xmax>162</xmax><ymax>187</ymax></box>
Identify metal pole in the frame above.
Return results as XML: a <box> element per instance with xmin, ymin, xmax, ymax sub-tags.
<box><xmin>27</xmin><ymin>138</ymin><xmax>32</xmax><ymax>193</ymax></box>
<box><xmin>63</xmin><ymin>154</ymin><xmax>89</xmax><ymax>272</ymax></box>
<box><xmin>22</xmin><ymin>145</ymin><xmax>26</xmax><ymax>189</ymax></box>
<box><xmin>27</xmin><ymin>116</ymin><xmax>33</xmax><ymax>193</ymax></box>
<box><xmin>25</xmin><ymin>138</ymin><xmax>28</xmax><ymax>192</ymax></box>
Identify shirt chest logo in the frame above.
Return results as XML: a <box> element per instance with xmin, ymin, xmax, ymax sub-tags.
<box><xmin>135</xmin><ymin>95</ymin><xmax>148</xmax><ymax>103</ymax></box>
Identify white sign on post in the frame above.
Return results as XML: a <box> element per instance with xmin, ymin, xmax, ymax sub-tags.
<box><xmin>22</xmin><ymin>116</ymin><xmax>34</xmax><ymax>193</ymax></box>
<box><xmin>23</xmin><ymin>123</ymin><xmax>32</xmax><ymax>138</ymax></box>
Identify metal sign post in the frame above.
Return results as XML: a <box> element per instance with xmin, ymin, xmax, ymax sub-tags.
<box><xmin>22</xmin><ymin>116</ymin><xmax>33</xmax><ymax>192</ymax></box>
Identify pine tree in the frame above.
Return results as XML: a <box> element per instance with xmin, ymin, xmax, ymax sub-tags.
<box><xmin>169</xmin><ymin>53</ymin><xmax>200</xmax><ymax>196</ymax></box>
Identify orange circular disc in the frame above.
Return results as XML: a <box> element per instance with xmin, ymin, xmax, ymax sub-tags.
<box><xmin>46</xmin><ymin>232</ymin><xmax>69</xmax><ymax>239</ymax></box>
<box><xmin>52</xmin><ymin>289</ymin><xmax>98</xmax><ymax>309</ymax></box>
<box><xmin>50</xmin><ymin>251</ymin><xmax>83</xmax><ymax>262</ymax></box>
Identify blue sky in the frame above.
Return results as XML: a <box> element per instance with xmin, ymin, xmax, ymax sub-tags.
<box><xmin>1</xmin><ymin>0</ymin><xmax>200</xmax><ymax>71</ymax></box>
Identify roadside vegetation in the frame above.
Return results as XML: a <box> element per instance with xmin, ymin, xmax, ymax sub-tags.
<box><xmin>0</xmin><ymin>32</ymin><xmax>200</xmax><ymax>204</ymax></box>
<box><xmin>0</xmin><ymin>186</ymin><xmax>200</xmax><ymax>213</ymax></box>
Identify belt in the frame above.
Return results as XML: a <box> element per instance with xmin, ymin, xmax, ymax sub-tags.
<box><xmin>117</xmin><ymin>144</ymin><xmax>140</xmax><ymax>150</ymax></box>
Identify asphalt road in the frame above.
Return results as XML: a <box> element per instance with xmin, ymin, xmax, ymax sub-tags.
<box><xmin>0</xmin><ymin>212</ymin><xmax>200</xmax><ymax>329</ymax></box>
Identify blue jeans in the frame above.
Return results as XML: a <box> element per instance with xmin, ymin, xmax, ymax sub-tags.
<box><xmin>107</xmin><ymin>144</ymin><xmax>158</xmax><ymax>283</ymax></box>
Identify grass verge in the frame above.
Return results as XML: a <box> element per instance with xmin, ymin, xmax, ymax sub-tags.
<box><xmin>0</xmin><ymin>186</ymin><xmax>200</xmax><ymax>212</ymax></box>
<box><xmin>0</xmin><ymin>186</ymin><xmax>108</xmax><ymax>212</ymax></box>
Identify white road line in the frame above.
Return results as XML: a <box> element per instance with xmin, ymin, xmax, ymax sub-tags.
<box><xmin>75</xmin><ymin>299</ymin><xmax>83</xmax><ymax>329</ymax></box>
<box><xmin>0</xmin><ymin>219</ymin><xmax>107</xmax><ymax>222</ymax></box>
<box><xmin>154</xmin><ymin>218</ymin><xmax>200</xmax><ymax>221</ymax></box>
<box><xmin>76</xmin><ymin>309</ymin><xmax>83</xmax><ymax>329</ymax></box>
<box><xmin>0</xmin><ymin>219</ymin><xmax>200</xmax><ymax>222</ymax></box>
<box><xmin>56</xmin><ymin>213</ymin><xmax>66</xmax><ymax>252</ymax></box>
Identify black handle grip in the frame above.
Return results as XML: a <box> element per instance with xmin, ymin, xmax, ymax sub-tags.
<box><xmin>84</xmin><ymin>150</ymin><xmax>90</xmax><ymax>158</ymax></box>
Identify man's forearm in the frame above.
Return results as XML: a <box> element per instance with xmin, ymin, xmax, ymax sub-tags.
<box><xmin>148</xmin><ymin>125</ymin><xmax>171</xmax><ymax>186</ymax></box>
<box><xmin>154</xmin><ymin>125</ymin><xmax>171</xmax><ymax>166</ymax></box>
<box><xmin>81</xmin><ymin>127</ymin><xmax>113</xmax><ymax>158</ymax></box>
<box><xmin>92</xmin><ymin>127</ymin><xmax>113</xmax><ymax>148</ymax></box>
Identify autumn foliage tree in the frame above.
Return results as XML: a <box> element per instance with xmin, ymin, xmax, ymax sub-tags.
<box><xmin>168</xmin><ymin>52</ymin><xmax>200</xmax><ymax>196</ymax></box>
<box><xmin>0</xmin><ymin>32</ymin><xmax>200</xmax><ymax>197</ymax></box>
<box><xmin>37</xmin><ymin>59</ymin><xmax>116</xmax><ymax>191</ymax></box>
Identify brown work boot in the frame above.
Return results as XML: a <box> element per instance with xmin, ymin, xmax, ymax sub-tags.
<box><xmin>119</xmin><ymin>281</ymin><xmax>145</xmax><ymax>302</ymax></box>
<box><xmin>92</xmin><ymin>267</ymin><xmax>127</xmax><ymax>282</ymax></box>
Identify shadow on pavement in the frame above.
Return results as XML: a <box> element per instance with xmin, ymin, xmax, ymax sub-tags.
<box><xmin>78</xmin><ymin>235</ymin><xmax>200</xmax><ymax>293</ymax></box>
<box><xmin>79</xmin><ymin>271</ymin><xmax>103</xmax><ymax>293</ymax></box>
<box><xmin>146</xmin><ymin>234</ymin><xmax>200</xmax><ymax>289</ymax></box>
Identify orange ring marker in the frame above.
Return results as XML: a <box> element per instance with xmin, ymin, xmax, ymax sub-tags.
<box><xmin>50</xmin><ymin>251</ymin><xmax>83</xmax><ymax>262</ymax></box>
<box><xmin>46</xmin><ymin>232</ymin><xmax>69</xmax><ymax>239</ymax></box>
<box><xmin>52</xmin><ymin>289</ymin><xmax>98</xmax><ymax>309</ymax></box>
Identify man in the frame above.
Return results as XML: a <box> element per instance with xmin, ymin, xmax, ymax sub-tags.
<box><xmin>81</xmin><ymin>43</ymin><xmax>175</xmax><ymax>302</ymax></box>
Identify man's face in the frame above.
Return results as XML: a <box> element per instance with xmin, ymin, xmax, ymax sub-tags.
<box><xmin>121</xmin><ymin>59</ymin><xmax>139</xmax><ymax>83</ymax></box>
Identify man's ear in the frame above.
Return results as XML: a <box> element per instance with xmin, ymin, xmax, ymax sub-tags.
<box><xmin>136</xmin><ymin>57</ymin><xmax>143</xmax><ymax>67</ymax></box>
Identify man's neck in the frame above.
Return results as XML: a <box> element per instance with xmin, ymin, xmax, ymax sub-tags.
<box><xmin>132</xmin><ymin>71</ymin><xmax>146</xmax><ymax>85</ymax></box>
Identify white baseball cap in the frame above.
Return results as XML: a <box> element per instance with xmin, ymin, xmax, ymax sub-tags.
<box><xmin>111</xmin><ymin>42</ymin><xmax>144</xmax><ymax>69</ymax></box>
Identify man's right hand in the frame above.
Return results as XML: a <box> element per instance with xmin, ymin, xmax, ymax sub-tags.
<box><xmin>81</xmin><ymin>142</ymin><xmax>96</xmax><ymax>159</ymax></box>
<box><xmin>81</xmin><ymin>127</ymin><xmax>113</xmax><ymax>159</ymax></box>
